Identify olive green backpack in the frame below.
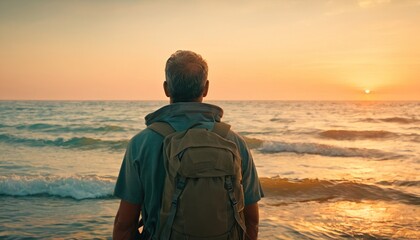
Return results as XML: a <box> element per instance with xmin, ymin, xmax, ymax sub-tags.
<box><xmin>148</xmin><ymin>122</ymin><xmax>246</xmax><ymax>240</ymax></box>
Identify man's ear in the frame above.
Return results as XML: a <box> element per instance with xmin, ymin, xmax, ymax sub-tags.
<box><xmin>163</xmin><ymin>81</ymin><xmax>171</xmax><ymax>97</ymax></box>
<box><xmin>202</xmin><ymin>80</ymin><xmax>209</xmax><ymax>97</ymax></box>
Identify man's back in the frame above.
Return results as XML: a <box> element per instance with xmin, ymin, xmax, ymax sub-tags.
<box><xmin>113</xmin><ymin>50</ymin><xmax>263</xmax><ymax>240</ymax></box>
<box><xmin>115</xmin><ymin>102</ymin><xmax>263</xmax><ymax>237</ymax></box>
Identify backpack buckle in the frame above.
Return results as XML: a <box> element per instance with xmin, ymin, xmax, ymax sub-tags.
<box><xmin>176</xmin><ymin>176</ymin><xmax>186</xmax><ymax>190</ymax></box>
<box><xmin>225</xmin><ymin>176</ymin><xmax>234</xmax><ymax>191</ymax></box>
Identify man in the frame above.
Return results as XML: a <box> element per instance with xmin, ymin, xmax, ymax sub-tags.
<box><xmin>113</xmin><ymin>50</ymin><xmax>263</xmax><ymax>240</ymax></box>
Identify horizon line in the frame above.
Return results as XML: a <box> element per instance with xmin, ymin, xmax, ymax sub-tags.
<box><xmin>0</xmin><ymin>99</ymin><xmax>419</xmax><ymax>102</ymax></box>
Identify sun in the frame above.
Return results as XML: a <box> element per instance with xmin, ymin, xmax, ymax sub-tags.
<box><xmin>364</xmin><ymin>89</ymin><xmax>371</xmax><ymax>94</ymax></box>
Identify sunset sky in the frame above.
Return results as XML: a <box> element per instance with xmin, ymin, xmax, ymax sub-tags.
<box><xmin>1</xmin><ymin>0</ymin><xmax>419</xmax><ymax>100</ymax></box>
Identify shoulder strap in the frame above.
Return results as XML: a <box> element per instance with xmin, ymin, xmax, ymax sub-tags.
<box><xmin>149</xmin><ymin>121</ymin><xmax>230</xmax><ymax>138</ymax></box>
<box><xmin>212</xmin><ymin>122</ymin><xmax>231</xmax><ymax>138</ymax></box>
<box><xmin>148</xmin><ymin>122</ymin><xmax>175</xmax><ymax>137</ymax></box>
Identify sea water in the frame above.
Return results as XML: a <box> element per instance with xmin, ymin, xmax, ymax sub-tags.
<box><xmin>0</xmin><ymin>101</ymin><xmax>419</xmax><ymax>239</ymax></box>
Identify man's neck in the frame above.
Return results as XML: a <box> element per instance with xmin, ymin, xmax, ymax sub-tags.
<box><xmin>170</xmin><ymin>97</ymin><xmax>203</xmax><ymax>104</ymax></box>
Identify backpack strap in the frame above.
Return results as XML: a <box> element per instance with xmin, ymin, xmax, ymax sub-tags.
<box><xmin>161</xmin><ymin>176</ymin><xmax>187</xmax><ymax>240</ymax></box>
<box><xmin>150</xmin><ymin>122</ymin><xmax>230</xmax><ymax>138</ymax></box>
<box><xmin>212</xmin><ymin>122</ymin><xmax>231</xmax><ymax>138</ymax></box>
<box><xmin>148</xmin><ymin>122</ymin><xmax>175</xmax><ymax>137</ymax></box>
<box><xmin>225</xmin><ymin>176</ymin><xmax>247</xmax><ymax>239</ymax></box>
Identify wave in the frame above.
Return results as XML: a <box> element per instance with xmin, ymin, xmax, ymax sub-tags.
<box><xmin>243</xmin><ymin>136</ymin><xmax>264</xmax><ymax>149</ymax></box>
<box><xmin>259</xmin><ymin>141</ymin><xmax>401</xmax><ymax>160</ymax></box>
<box><xmin>270</xmin><ymin>118</ymin><xmax>295</xmax><ymax>123</ymax></box>
<box><xmin>0</xmin><ymin>175</ymin><xmax>115</xmax><ymax>200</ymax></box>
<box><xmin>411</xmin><ymin>135</ymin><xmax>420</xmax><ymax>143</ymax></box>
<box><xmin>0</xmin><ymin>134</ymin><xmax>128</xmax><ymax>150</ymax></box>
<box><xmin>360</xmin><ymin>117</ymin><xmax>419</xmax><ymax>124</ymax></box>
<box><xmin>320</xmin><ymin>130</ymin><xmax>420</xmax><ymax>143</ymax></box>
<box><xmin>380</xmin><ymin>117</ymin><xmax>420</xmax><ymax>124</ymax></box>
<box><xmin>16</xmin><ymin>123</ymin><xmax>61</xmax><ymax>130</ymax></box>
<box><xmin>3</xmin><ymin>175</ymin><xmax>418</xmax><ymax>205</ymax></box>
<box><xmin>0</xmin><ymin>133</ymin><xmax>404</xmax><ymax>159</ymax></box>
<box><xmin>319</xmin><ymin>130</ymin><xmax>397</xmax><ymax>140</ymax></box>
<box><xmin>376</xmin><ymin>180</ymin><xmax>420</xmax><ymax>187</ymax></box>
<box><xmin>14</xmin><ymin>123</ymin><xmax>126</xmax><ymax>133</ymax></box>
<box><xmin>260</xmin><ymin>177</ymin><xmax>419</xmax><ymax>205</ymax></box>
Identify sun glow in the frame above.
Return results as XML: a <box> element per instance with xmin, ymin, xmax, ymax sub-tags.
<box><xmin>0</xmin><ymin>1</ymin><xmax>419</xmax><ymax>100</ymax></box>
<box><xmin>364</xmin><ymin>89</ymin><xmax>371</xmax><ymax>94</ymax></box>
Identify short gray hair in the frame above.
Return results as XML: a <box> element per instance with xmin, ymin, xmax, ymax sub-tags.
<box><xmin>165</xmin><ymin>50</ymin><xmax>208</xmax><ymax>102</ymax></box>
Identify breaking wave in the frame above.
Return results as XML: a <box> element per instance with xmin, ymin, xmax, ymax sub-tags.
<box><xmin>260</xmin><ymin>177</ymin><xmax>420</xmax><ymax>205</ymax></box>
<box><xmin>0</xmin><ymin>175</ymin><xmax>115</xmax><ymax>200</ymax></box>
<box><xmin>319</xmin><ymin>130</ymin><xmax>397</xmax><ymax>140</ymax></box>
<box><xmin>243</xmin><ymin>136</ymin><xmax>264</xmax><ymax>149</ymax></box>
<box><xmin>0</xmin><ymin>134</ymin><xmax>128</xmax><ymax>150</ymax></box>
<box><xmin>259</xmin><ymin>141</ymin><xmax>401</xmax><ymax>160</ymax></box>
<box><xmin>3</xmin><ymin>175</ymin><xmax>418</xmax><ymax>205</ymax></box>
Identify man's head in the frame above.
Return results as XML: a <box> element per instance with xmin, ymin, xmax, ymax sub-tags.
<box><xmin>164</xmin><ymin>50</ymin><xmax>209</xmax><ymax>103</ymax></box>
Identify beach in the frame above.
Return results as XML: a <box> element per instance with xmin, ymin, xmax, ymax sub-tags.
<box><xmin>1</xmin><ymin>100</ymin><xmax>419</xmax><ymax>239</ymax></box>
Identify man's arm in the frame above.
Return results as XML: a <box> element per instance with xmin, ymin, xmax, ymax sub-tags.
<box><xmin>113</xmin><ymin>200</ymin><xmax>142</xmax><ymax>240</ymax></box>
<box><xmin>244</xmin><ymin>202</ymin><xmax>259</xmax><ymax>240</ymax></box>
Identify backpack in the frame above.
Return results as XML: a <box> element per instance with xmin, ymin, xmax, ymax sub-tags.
<box><xmin>148</xmin><ymin>121</ymin><xmax>247</xmax><ymax>240</ymax></box>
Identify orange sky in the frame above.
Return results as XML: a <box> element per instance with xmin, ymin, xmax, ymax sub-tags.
<box><xmin>0</xmin><ymin>0</ymin><xmax>419</xmax><ymax>100</ymax></box>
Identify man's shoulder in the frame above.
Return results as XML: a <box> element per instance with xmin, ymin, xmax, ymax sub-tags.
<box><xmin>127</xmin><ymin>127</ymin><xmax>164</xmax><ymax>152</ymax></box>
<box><xmin>225</xmin><ymin>128</ymin><xmax>249</xmax><ymax>151</ymax></box>
<box><xmin>131</xmin><ymin>127</ymin><xmax>161</xmax><ymax>141</ymax></box>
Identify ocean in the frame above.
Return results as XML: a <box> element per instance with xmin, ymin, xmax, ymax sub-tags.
<box><xmin>0</xmin><ymin>101</ymin><xmax>419</xmax><ymax>239</ymax></box>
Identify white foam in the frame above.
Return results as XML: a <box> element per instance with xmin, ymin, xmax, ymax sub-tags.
<box><xmin>0</xmin><ymin>175</ymin><xmax>115</xmax><ymax>200</ymax></box>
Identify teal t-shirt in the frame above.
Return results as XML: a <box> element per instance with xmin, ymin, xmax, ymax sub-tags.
<box><xmin>114</xmin><ymin>102</ymin><xmax>264</xmax><ymax>235</ymax></box>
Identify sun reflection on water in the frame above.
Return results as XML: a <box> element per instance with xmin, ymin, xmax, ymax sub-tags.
<box><xmin>259</xmin><ymin>199</ymin><xmax>419</xmax><ymax>239</ymax></box>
